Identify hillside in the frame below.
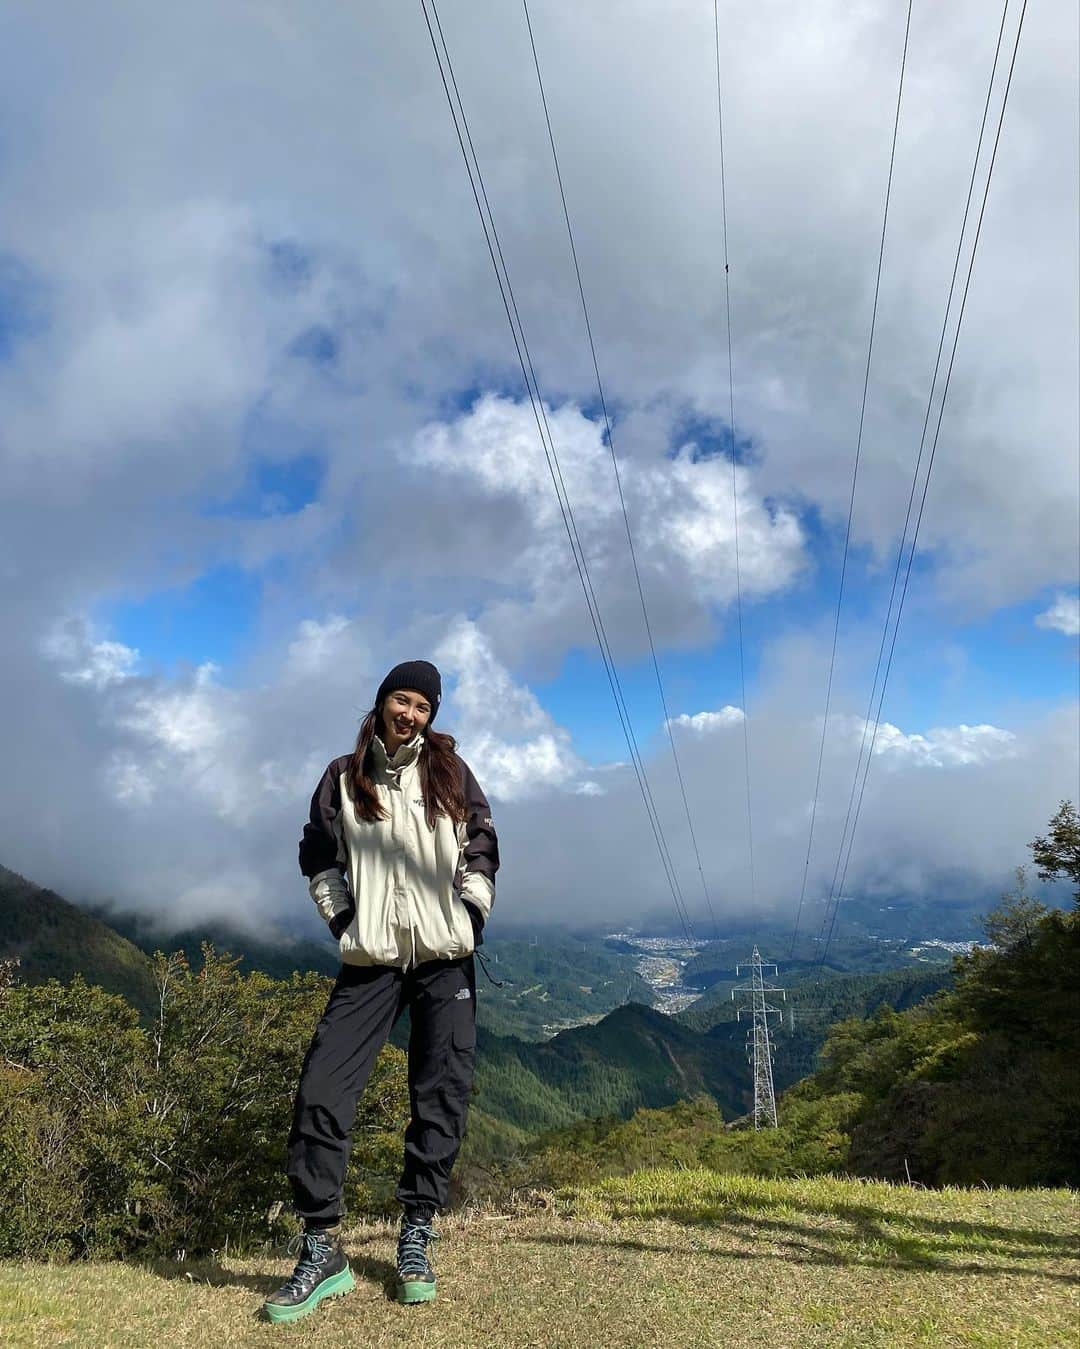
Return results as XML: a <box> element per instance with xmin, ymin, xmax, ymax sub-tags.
<box><xmin>464</xmin><ymin>964</ymin><xmax>963</xmax><ymax>1184</ymax></box>
<box><xmin>1</xmin><ymin>1171</ymin><xmax>1073</xmax><ymax>1347</ymax></box>
<box><xmin>680</xmin><ymin>960</ymin><xmax>953</xmax><ymax>1033</ymax></box>
<box><xmin>465</xmin><ymin>937</ymin><xmax>655</xmax><ymax>1038</ymax></box>
<box><xmin>682</xmin><ymin>962</ymin><xmax>956</xmax><ymax>1095</ymax></box>
<box><xmin>0</xmin><ymin>865</ymin><xmax>156</xmax><ymax>1015</ymax></box>
<box><xmin>0</xmin><ymin>863</ymin><xmax>959</xmax><ymax>1166</ymax></box>
<box><xmin>470</xmin><ymin>1002</ymin><xmax>748</xmax><ymax>1145</ymax></box>
<box><xmin>774</xmin><ymin>901</ymin><xmax>1080</xmax><ymax>1188</ymax></box>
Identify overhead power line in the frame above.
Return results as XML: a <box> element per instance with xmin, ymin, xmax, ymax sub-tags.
<box><xmin>820</xmin><ymin>0</ymin><xmax>1013</xmax><ymax>955</ymax></box>
<box><xmin>520</xmin><ymin>0</ymin><xmax>720</xmax><ymax>940</ymax></box>
<box><xmin>420</xmin><ymin>0</ymin><xmax>695</xmax><ymax>941</ymax></box>
<box><xmin>713</xmin><ymin>0</ymin><xmax>757</xmax><ymax>912</ymax></box>
<box><xmin>819</xmin><ymin>0</ymin><xmax>1028</xmax><ymax>962</ymax></box>
<box><xmin>789</xmin><ymin>0</ymin><xmax>914</xmax><ymax>957</ymax></box>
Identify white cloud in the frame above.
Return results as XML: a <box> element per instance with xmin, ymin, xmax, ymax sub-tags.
<box><xmin>436</xmin><ymin>619</ymin><xmax>593</xmax><ymax>801</ymax></box>
<box><xmin>0</xmin><ymin>0</ymin><xmax>1075</xmax><ymax>635</ymax></box>
<box><xmin>668</xmin><ymin>706</ymin><xmax>745</xmax><ymax>735</ymax></box>
<box><xmin>111</xmin><ymin>664</ymin><xmax>257</xmax><ymax>822</ymax></box>
<box><xmin>1035</xmin><ymin>593</ymin><xmax>1080</xmax><ymax>638</ymax></box>
<box><xmin>659</xmin><ymin>450</ymin><xmax>803</xmax><ymax>601</ymax></box>
<box><xmin>284</xmin><ymin>615</ymin><xmax>355</xmax><ymax>681</ymax></box>
<box><xmin>5</xmin><ymin>587</ymin><xmax>1078</xmax><ymax>934</ymax></box>
<box><xmin>66</xmin><ymin>641</ymin><xmax>139</xmax><ymax>689</ymax></box>
<box><xmin>413</xmin><ymin>395</ymin><xmax>806</xmax><ymax>660</ymax></box>
<box><xmin>43</xmin><ymin>619</ymin><xmax>140</xmax><ymax>689</ymax></box>
<box><xmin>834</xmin><ymin>715</ymin><xmax>1019</xmax><ymax>769</ymax></box>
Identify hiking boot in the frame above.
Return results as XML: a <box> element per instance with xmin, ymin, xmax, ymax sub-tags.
<box><xmin>396</xmin><ymin>1213</ymin><xmax>439</xmax><ymax>1304</ymax></box>
<box><xmin>263</xmin><ymin>1224</ymin><xmax>354</xmax><ymax>1324</ymax></box>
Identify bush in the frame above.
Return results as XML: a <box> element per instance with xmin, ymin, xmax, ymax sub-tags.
<box><xmin>0</xmin><ymin>949</ymin><xmax>408</xmax><ymax>1259</ymax></box>
<box><xmin>700</xmin><ymin>1090</ymin><xmax>860</xmax><ymax>1178</ymax></box>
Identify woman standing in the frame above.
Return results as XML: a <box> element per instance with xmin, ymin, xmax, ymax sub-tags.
<box><xmin>263</xmin><ymin>660</ymin><xmax>499</xmax><ymax>1324</ymax></box>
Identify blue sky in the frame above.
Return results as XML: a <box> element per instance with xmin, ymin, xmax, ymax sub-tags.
<box><xmin>90</xmin><ymin>482</ymin><xmax>1078</xmax><ymax>765</ymax></box>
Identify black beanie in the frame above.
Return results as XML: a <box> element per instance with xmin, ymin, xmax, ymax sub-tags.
<box><xmin>375</xmin><ymin>660</ymin><xmax>442</xmax><ymax>723</ymax></box>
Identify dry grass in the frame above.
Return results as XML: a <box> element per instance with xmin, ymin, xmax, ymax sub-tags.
<box><xmin>0</xmin><ymin>1171</ymin><xmax>1076</xmax><ymax>1348</ymax></box>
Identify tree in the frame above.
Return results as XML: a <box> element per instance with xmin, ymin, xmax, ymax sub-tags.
<box><xmin>981</xmin><ymin>868</ymin><xmax>1047</xmax><ymax>951</ymax></box>
<box><xmin>1030</xmin><ymin>800</ymin><xmax>1080</xmax><ymax>902</ymax></box>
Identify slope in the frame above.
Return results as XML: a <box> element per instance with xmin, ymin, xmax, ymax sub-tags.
<box><xmin>472</xmin><ymin>1002</ymin><xmax>748</xmax><ymax>1139</ymax></box>
<box><xmin>0</xmin><ymin>864</ymin><xmax>157</xmax><ymax>1015</ymax></box>
<box><xmin>680</xmin><ymin>962</ymin><xmax>955</xmax><ymax>1095</ymax></box>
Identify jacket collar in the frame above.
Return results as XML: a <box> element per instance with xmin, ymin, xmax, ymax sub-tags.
<box><xmin>371</xmin><ymin>733</ymin><xmax>424</xmax><ymax>773</ymax></box>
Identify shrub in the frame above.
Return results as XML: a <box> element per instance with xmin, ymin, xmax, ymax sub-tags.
<box><xmin>0</xmin><ymin>950</ymin><xmax>409</xmax><ymax>1259</ymax></box>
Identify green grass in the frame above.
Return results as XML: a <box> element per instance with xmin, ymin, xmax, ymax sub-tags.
<box><xmin>0</xmin><ymin>1171</ymin><xmax>1075</xmax><ymax>1347</ymax></box>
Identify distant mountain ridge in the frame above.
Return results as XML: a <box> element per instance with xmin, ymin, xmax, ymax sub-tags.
<box><xmin>94</xmin><ymin>907</ymin><xmax>342</xmax><ymax>983</ymax></box>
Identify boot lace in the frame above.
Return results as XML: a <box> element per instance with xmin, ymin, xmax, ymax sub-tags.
<box><xmin>281</xmin><ymin>1229</ymin><xmax>334</xmax><ymax>1297</ymax></box>
<box><xmin>397</xmin><ymin>1219</ymin><xmax>438</xmax><ymax>1278</ymax></box>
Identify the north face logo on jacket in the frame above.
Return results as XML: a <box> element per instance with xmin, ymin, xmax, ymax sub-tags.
<box><xmin>454</xmin><ymin>988</ymin><xmax>471</xmax><ymax>1000</ymax></box>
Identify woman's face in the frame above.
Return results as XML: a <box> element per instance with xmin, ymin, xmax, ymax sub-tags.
<box><xmin>381</xmin><ymin>688</ymin><xmax>432</xmax><ymax>751</ymax></box>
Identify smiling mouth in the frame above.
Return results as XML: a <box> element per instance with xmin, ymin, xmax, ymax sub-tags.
<box><xmin>394</xmin><ymin>720</ymin><xmax>413</xmax><ymax>737</ymax></box>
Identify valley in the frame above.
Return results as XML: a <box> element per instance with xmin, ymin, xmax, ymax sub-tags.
<box><xmin>604</xmin><ymin>930</ymin><xmax>707</xmax><ymax>1014</ymax></box>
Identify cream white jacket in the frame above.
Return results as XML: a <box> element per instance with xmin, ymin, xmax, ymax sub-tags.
<box><xmin>299</xmin><ymin>736</ymin><xmax>498</xmax><ymax>968</ymax></box>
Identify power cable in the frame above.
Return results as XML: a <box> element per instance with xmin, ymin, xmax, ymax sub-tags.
<box><xmin>820</xmin><ymin>0</ymin><xmax>1012</xmax><ymax>953</ymax></box>
<box><xmin>788</xmin><ymin>0</ymin><xmax>914</xmax><ymax>956</ymax></box>
<box><xmin>420</xmin><ymin>0</ymin><xmax>696</xmax><ymax>940</ymax></box>
<box><xmin>521</xmin><ymin>0</ymin><xmax>721</xmax><ymax>939</ymax></box>
<box><xmin>714</xmin><ymin>0</ymin><xmax>757</xmax><ymax>912</ymax></box>
<box><xmin>819</xmin><ymin>0</ymin><xmax>1028</xmax><ymax>962</ymax></box>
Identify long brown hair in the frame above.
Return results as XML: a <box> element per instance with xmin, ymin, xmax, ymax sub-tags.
<box><xmin>346</xmin><ymin>706</ymin><xmax>466</xmax><ymax>830</ymax></box>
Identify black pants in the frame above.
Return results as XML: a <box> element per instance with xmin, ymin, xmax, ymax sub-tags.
<box><xmin>286</xmin><ymin>955</ymin><xmax>476</xmax><ymax>1226</ymax></box>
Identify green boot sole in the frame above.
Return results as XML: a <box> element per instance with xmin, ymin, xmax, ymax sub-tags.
<box><xmin>263</xmin><ymin>1265</ymin><xmax>355</xmax><ymax>1323</ymax></box>
<box><xmin>397</xmin><ymin>1276</ymin><xmax>437</xmax><ymax>1304</ymax></box>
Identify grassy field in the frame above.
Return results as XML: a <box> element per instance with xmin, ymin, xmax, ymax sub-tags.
<box><xmin>0</xmin><ymin>1171</ymin><xmax>1075</xmax><ymax>1348</ymax></box>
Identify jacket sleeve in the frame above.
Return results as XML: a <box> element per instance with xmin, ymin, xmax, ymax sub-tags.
<box><xmin>299</xmin><ymin>759</ymin><xmax>353</xmax><ymax>933</ymax></box>
<box><xmin>458</xmin><ymin>760</ymin><xmax>499</xmax><ymax>932</ymax></box>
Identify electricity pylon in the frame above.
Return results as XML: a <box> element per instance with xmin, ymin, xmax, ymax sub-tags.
<box><xmin>731</xmin><ymin>947</ymin><xmax>786</xmax><ymax>1129</ymax></box>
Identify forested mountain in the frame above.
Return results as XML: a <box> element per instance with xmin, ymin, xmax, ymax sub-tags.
<box><xmin>10</xmin><ymin>793</ymin><xmax>1075</xmax><ymax>1197</ymax></box>
<box><xmin>464</xmin><ymin>938</ymin><xmax>654</xmax><ymax>1038</ymax></box>
<box><xmin>794</xmin><ymin>895</ymin><xmax>1080</xmax><ymax>1187</ymax></box>
<box><xmin>0</xmin><ymin>865</ymin><xmax>157</xmax><ymax>1014</ymax></box>
<box><xmin>2</xmin><ymin>861</ymin><xmax>957</xmax><ymax>1162</ymax></box>
<box><xmin>680</xmin><ymin>961</ymin><xmax>953</xmax><ymax>1035</ymax></box>
<box><xmin>683</xmin><ymin>963</ymin><xmax>956</xmax><ymax>1096</ymax></box>
<box><xmin>472</xmin><ymin>1002</ymin><xmax>747</xmax><ymax>1142</ymax></box>
<box><xmin>460</xmin><ymin>961</ymin><xmax>962</xmax><ymax>1167</ymax></box>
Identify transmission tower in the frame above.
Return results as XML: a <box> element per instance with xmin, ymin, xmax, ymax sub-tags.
<box><xmin>731</xmin><ymin>947</ymin><xmax>786</xmax><ymax>1129</ymax></box>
